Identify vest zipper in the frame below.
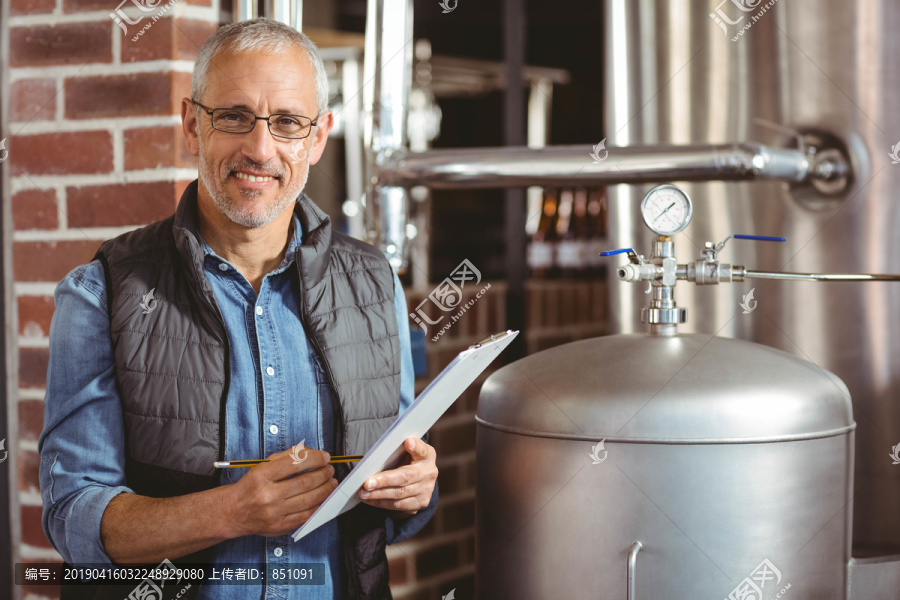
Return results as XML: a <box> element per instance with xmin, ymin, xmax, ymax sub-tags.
<box><xmin>186</xmin><ymin>235</ymin><xmax>231</xmax><ymax>464</ymax></box>
<box><xmin>294</xmin><ymin>261</ymin><xmax>345</xmax><ymax>456</ymax></box>
<box><xmin>213</xmin><ymin>307</ymin><xmax>231</xmax><ymax>464</ymax></box>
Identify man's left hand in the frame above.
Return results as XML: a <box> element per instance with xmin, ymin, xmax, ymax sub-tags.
<box><xmin>358</xmin><ymin>437</ymin><xmax>437</xmax><ymax>518</ymax></box>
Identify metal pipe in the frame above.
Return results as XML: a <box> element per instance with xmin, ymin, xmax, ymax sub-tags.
<box><xmin>504</xmin><ymin>0</ymin><xmax>527</xmax><ymax>359</ymax></box>
<box><xmin>341</xmin><ymin>55</ymin><xmax>365</xmax><ymax>241</ymax></box>
<box><xmin>264</xmin><ymin>0</ymin><xmax>290</xmax><ymax>24</ymax></box>
<box><xmin>626</xmin><ymin>541</ymin><xmax>642</xmax><ymax>600</ymax></box>
<box><xmin>362</xmin><ymin>0</ymin><xmax>413</xmax><ymax>270</ymax></box>
<box><xmin>744</xmin><ymin>270</ymin><xmax>900</xmax><ymax>282</ymax></box>
<box><xmin>377</xmin><ymin>142</ymin><xmax>850</xmax><ymax>189</ymax></box>
<box><xmin>290</xmin><ymin>0</ymin><xmax>302</xmax><ymax>31</ymax></box>
<box><xmin>233</xmin><ymin>0</ymin><xmax>257</xmax><ymax>22</ymax></box>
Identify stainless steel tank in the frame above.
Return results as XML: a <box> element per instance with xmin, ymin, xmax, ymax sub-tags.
<box><xmin>476</xmin><ymin>333</ymin><xmax>855</xmax><ymax>599</ymax></box>
<box><xmin>604</xmin><ymin>0</ymin><xmax>900</xmax><ymax>554</ymax></box>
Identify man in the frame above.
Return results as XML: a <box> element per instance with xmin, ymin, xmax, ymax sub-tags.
<box><xmin>39</xmin><ymin>18</ymin><xmax>438</xmax><ymax>600</ymax></box>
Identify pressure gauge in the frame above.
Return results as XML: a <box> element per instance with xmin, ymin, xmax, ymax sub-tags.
<box><xmin>640</xmin><ymin>184</ymin><xmax>693</xmax><ymax>236</ymax></box>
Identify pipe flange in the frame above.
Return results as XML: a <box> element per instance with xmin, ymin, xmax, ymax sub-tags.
<box><xmin>641</xmin><ymin>307</ymin><xmax>688</xmax><ymax>325</ymax></box>
<box><xmin>810</xmin><ymin>147</ymin><xmax>850</xmax><ymax>195</ymax></box>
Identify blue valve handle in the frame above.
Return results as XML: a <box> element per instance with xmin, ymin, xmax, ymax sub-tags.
<box><xmin>599</xmin><ymin>248</ymin><xmax>635</xmax><ymax>256</ymax></box>
<box><xmin>733</xmin><ymin>235</ymin><xmax>787</xmax><ymax>242</ymax></box>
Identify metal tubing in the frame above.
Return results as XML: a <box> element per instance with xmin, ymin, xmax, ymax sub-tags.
<box><xmin>264</xmin><ymin>0</ymin><xmax>290</xmax><ymax>24</ymax></box>
<box><xmin>290</xmin><ymin>0</ymin><xmax>302</xmax><ymax>31</ymax></box>
<box><xmin>504</xmin><ymin>0</ymin><xmax>527</xmax><ymax>358</ymax></box>
<box><xmin>378</xmin><ymin>142</ymin><xmax>825</xmax><ymax>189</ymax></box>
<box><xmin>745</xmin><ymin>270</ymin><xmax>900</xmax><ymax>282</ymax></box>
<box><xmin>627</xmin><ymin>541</ymin><xmax>642</xmax><ymax>600</ymax></box>
<box><xmin>233</xmin><ymin>0</ymin><xmax>257</xmax><ymax>22</ymax></box>
<box><xmin>362</xmin><ymin>0</ymin><xmax>413</xmax><ymax>270</ymax></box>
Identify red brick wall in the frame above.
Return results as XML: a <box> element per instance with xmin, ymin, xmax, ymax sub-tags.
<box><xmin>5</xmin><ymin>1</ymin><xmax>221</xmax><ymax>597</ymax></box>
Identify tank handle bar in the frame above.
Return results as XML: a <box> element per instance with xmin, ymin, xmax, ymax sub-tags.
<box><xmin>627</xmin><ymin>541</ymin><xmax>642</xmax><ymax>600</ymax></box>
<box><xmin>601</xmin><ymin>248</ymin><xmax>643</xmax><ymax>265</ymax></box>
<box><xmin>732</xmin><ymin>234</ymin><xmax>787</xmax><ymax>242</ymax></box>
<box><xmin>713</xmin><ymin>234</ymin><xmax>787</xmax><ymax>255</ymax></box>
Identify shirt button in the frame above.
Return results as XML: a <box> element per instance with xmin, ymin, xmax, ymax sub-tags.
<box><xmin>256</xmin><ymin>306</ymin><xmax>263</xmax><ymax>316</ymax></box>
<box><xmin>218</xmin><ymin>263</ymin><xmax>228</xmax><ymax>271</ymax></box>
<box><xmin>273</xmin><ymin>547</ymin><xmax>283</xmax><ymax>557</ymax></box>
<box><xmin>269</xmin><ymin>424</ymin><xmax>278</xmax><ymax>435</ymax></box>
<box><xmin>266</xmin><ymin>366</ymin><xmax>275</xmax><ymax>376</ymax></box>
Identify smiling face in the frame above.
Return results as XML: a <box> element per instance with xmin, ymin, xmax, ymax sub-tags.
<box><xmin>183</xmin><ymin>46</ymin><xmax>332</xmax><ymax>230</ymax></box>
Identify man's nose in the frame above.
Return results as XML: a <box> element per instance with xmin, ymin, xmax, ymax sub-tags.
<box><xmin>240</xmin><ymin>119</ymin><xmax>279</xmax><ymax>165</ymax></box>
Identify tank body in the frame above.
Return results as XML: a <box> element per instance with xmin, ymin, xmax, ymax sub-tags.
<box><xmin>476</xmin><ymin>334</ymin><xmax>855</xmax><ymax>599</ymax></box>
<box><xmin>603</xmin><ymin>0</ymin><xmax>900</xmax><ymax>553</ymax></box>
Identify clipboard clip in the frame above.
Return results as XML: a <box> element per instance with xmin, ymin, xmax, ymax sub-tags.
<box><xmin>472</xmin><ymin>330</ymin><xmax>518</xmax><ymax>349</ymax></box>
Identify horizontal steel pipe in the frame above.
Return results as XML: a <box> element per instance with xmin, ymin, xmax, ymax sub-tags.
<box><xmin>378</xmin><ymin>142</ymin><xmax>833</xmax><ymax>189</ymax></box>
<box><xmin>744</xmin><ymin>270</ymin><xmax>900</xmax><ymax>282</ymax></box>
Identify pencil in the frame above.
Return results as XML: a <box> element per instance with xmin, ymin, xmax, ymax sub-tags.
<box><xmin>213</xmin><ymin>455</ymin><xmax>363</xmax><ymax>468</ymax></box>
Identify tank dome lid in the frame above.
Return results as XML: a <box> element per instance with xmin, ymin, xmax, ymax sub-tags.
<box><xmin>477</xmin><ymin>334</ymin><xmax>854</xmax><ymax>443</ymax></box>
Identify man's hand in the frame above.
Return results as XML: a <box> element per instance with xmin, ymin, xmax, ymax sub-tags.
<box><xmin>225</xmin><ymin>445</ymin><xmax>338</xmax><ymax>538</ymax></box>
<box><xmin>357</xmin><ymin>437</ymin><xmax>438</xmax><ymax>518</ymax></box>
<box><xmin>100</xmin><ymin>444</ymin><xmax>337</xmax><ymax>565</ymax></box>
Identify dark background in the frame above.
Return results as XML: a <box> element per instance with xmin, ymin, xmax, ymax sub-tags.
<box><xmin>339</xmin><ymin>0</ymin><xmax>605</xmax><ymax>282</ymax></box>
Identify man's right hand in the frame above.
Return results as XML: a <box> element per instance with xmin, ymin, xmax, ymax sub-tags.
<box><xmin>100</xmin><ymin>445</ymin><xmax>339</xmax><ymax>565</ymax></box>
<box><xmin>225</xmin><ymin>445</ymin><xmax>339</xmax><ymax>538</ymax></box>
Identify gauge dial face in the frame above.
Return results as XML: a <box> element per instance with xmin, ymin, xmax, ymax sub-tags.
<box><xmin>641</xmin><ymin>184</ymin><xmax>693</xmax><ymax>235</ymax></box>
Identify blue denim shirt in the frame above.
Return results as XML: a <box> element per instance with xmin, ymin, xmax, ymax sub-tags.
<box><xmin>39</xmin><ymin>211</ymin><xmax>437</xmax><ymax>599</ymax></box>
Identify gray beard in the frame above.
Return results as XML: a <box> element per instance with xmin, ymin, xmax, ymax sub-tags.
<box><xmin>197</xmin><ymin>132</ymin><xmax>313</xmax><ymax>228</ymax></box>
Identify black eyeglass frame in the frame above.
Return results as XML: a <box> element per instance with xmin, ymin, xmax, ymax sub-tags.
<box><xmin>190</xmin><ymin>99</ymin><xmax>320</xmax><ymax>140</ymax></box>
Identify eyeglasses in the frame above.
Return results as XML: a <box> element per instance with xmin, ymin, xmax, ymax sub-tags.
<box><xmin>191</xmin><ymin>99</ymin><xmax>319</xmax><ymax>140</ymax></box>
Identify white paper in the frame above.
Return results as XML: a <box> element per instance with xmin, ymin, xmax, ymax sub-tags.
<box><xmin>291</xmin><ymin>330</ymin><xmax>518</xmax><ymax>542</ymax></box>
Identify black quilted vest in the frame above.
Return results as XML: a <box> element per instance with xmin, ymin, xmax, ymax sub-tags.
<box><xmin>63</xmin><ymin>181</ymin><xmax>401</xmax><ymax>600</ymax></box>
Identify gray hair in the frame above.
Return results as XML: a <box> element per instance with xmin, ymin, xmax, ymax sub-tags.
<box><xmin>191</xmin><ymin>18</ymin><xmax>329</xmax><ymax>116</ymax></box>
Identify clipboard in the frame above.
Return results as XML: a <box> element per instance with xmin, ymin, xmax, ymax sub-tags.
<box><xmin>291</xmin><ymin>329</ymin><xmax>518</xmax><ymax>542</ymax></box>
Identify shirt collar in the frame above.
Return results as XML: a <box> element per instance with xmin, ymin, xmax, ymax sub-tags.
<box><xmin>172</xmin><ymin>181</ymin><xmax>333</xmax><ymax>285</ymax></box>
<box><xmin>199</xmin><ymin>212</ymin><xmax>305</xmax><ymax>275</ymax></box>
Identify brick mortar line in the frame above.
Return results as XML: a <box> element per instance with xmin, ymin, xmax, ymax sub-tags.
<box><xmin>434</xmin><ymin>487</ymin><xmax>475</xmax><ymax>506</ymax></box>
<box><xmin>11</xmin><ymin>169</ymin><xmax>198</xmax><ymax>192</ymax></box>
<box><xmin>15</xmin><ymin>283</ymin><xmax>65</xmax><ymax>296</ymax></box>
<box><xmin>434</xmin><ymin>449</ymin><xmax>475</xmax><ymax>469</ymax></box>
<box><xmin>9</xmin><ymin>115</ymin><xmax>182</xmax><ymax>135</ymax></box>
<box><xmin>24</xmin><ymin>589</ymin><xmax>60</xmax><ymax>600</ymax></box>
<box><xmin>16</xmin><ymin>337</ymin><xmax>49</xmax><ymax>348</ymax></box>
<box><xmin>24</xmin><ymin>588</ymin><xmax>62</xmax><ymax>600</ymax></box>
<box><xmin>57</xmin><ymin>184</ymin><xmax>68</xmax><ymax>231</ymax></box>
<box><xmin>17</xmin><ymin>389</ymin><xmax>47</xmax><ymax>400</ymax></box>
<box><xmin>9</xmin><ymin>60</ymin><xmax>196</xmax><ymax>81</ymax></box>
<box><xmin>55</xmin><ymin>74</ymin><xmax>64</xmax><ymax>122</ymax></box>
<box><xmin>18</xmin><ymin>492</ymin><xmax>43</xmax><ymax>508</ymax></box>
<box><xmin>111</xmin><ymin>10</ymin><xmax>121</xmax><ymax>67</ymax></box>
<box><xmin>112</xmin><ymin>125</ymin><xmax>123</xmax><ymax>175</ymax></box>
<box><xmin>9</xmin><ymin>5</ymin><xmax>221</xmax><ymax>28</ymax></box>
<box><xmin>433</xmin><ymin>411</ymin><xmax>477</xmax><ymax>430</ymax></box>
<box><xmin>386</xmin><ymin>525</ymin><xmax>473</xmax><ymax>557</ymax></box>
<box><xmin>16</xmin><ymin>543</ymin><xmax>62</xmax><ymax>560</ymax></box>
<box><xmin>19</xmin><ymin>440</ymin><xmax>39</xmax><ymax>453</ymax></box>
<box><xmin>13</xmin><ymin>225</ymin><xmax>141</xmax><ymax>241</ymax></box>
<box><xmin>390</xmin><ymin>564</ymin><xmax>475</xmax><ymax>597</ymax></box>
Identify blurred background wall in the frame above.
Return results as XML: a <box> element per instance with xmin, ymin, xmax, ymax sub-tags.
<box><xmin>1</xmin><ymin>0</ymin><xmax>606</xmax><ymax>598</ymax></box>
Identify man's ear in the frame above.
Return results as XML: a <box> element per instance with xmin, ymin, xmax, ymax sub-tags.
<box><xmin>181</xmin><ymin>98</ymin><xmax>200</xmax><ymax>157</ymax></box>
<box><xmin>309</xmin><ymin>110</ymin><xmax>334</xmax><ymax>166</ymax></box>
